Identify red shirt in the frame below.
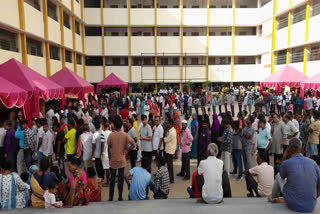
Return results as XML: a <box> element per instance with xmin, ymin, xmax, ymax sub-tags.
<box><xmin>192</xmin><ymin>171</ymin><xmax>201</xmax><ymax>198</ymax></box>
<box><xmin>120</xmin><ymin>109</ymin><xmax>129</xmax><ymax>120</ymax></box>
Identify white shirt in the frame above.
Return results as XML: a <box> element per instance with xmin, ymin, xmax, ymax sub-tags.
<box><xmin>129</xmin><ymin>110</ymin><xmax>136</xmax><ymax>118</ymax></box>
<box><xmin>101</xmin><ymin>108</ymin><xmax>108</xmax><ymax>119</ymax></box>
<box><xmin>101</xmin><ymin>130</ymin><xmax>111</xmax><ymax>157</ymax></box>
<box><xmin>160</xmin><ymin>96</ymin><xmax>163</xmax><ymax>103</ymax></box>
<box><xmin>0</xmin><ymin>128</ymin><xmax>6</xmax><ymax>147</ymax></box>
<box><xmin>81</xmin><ymin>132</ymin><xmax>93</xmax><ymax>160</ymax></box>
<box><xmin>54</xmin><ymin>113</ymin><xmax>60</xmax><ymax>123</ymax></box>
<box><xmin>39</xmin><ymin>130</ymin><xmax>54</xmax><ymax>156</ymax></box>
<box><xmin>152</xmin><ymin>125</ymin><xmax>164</xmax><ymax>150</ymax></box>
<box><xmin>188</xmin><ymin>96</ymin><xmax>193</xmax><ymax>106</ymax></box>
<box><xmin>316</xmin><ymin>99</ymin><xmax>320</xmax><ymax>111</ymax></box>
<box><xmin>277</xmin><ymin>96</ymin><xmax>282</xmax><ymax>105</ymax></box>
<box><xmin>46</xmin><ymin>109</ymin><xmax>55</xmax><ymax>129</ymax></box>
<box><xmin>36</xmin><ymin>127</ymin><xmax>45</xmax><ymax>152</ymax></box>
<box><xmin>144</xmin><ymin>105</ymin><xmax>150</xmax><ymax>114</ymax></box>
<box><xmin>284</xmin><ymin>121</ymin><xmax>299</xmax><ymax>145</ymax></box>
<box><xmin>92</xmin><ymin>130</ymin><xmax>102</xmax><ymax>158</ymax></box>
<box><xmin>44</xmin><ymin>190</ymin><xmax>56</xmax><ymax>209</ymax></box>
<box><xmin>198</xmin><ymin>156</ymin><xmax>223</xmax><ymax>204</ymax></box>
<box><xmin>292</xmin><ymin>119</ymin><xmax>300</xmax><ymax>138</ymax></box>
<box><xmin>249</xmin><ymin>162</ymin><xmax>274</xmax><ymax>197</ymax></box>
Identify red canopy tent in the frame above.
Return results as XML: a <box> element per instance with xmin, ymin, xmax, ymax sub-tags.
<box><xmin>300</xmin><ymin>73</ymin><xmax>320</xmax><ymax>95</ymax></box>
<box><xmin>97</xmin><ymin>73</ymin><xmax>128</xmax><ymax>95</ymax></box>
<box><xmin>0</xmin><ymin>58</ymin><xmax>65</xmax><ymax>124</ymax></box>
<box><xmin>0</xmin><ymin>76</ymin><xmax>28</xmax><ymax>109</ymax></box>
<box><xmin>260</xmin><ymin>65</ymin><xmax>308</xmax><ymax>94</ymax></box>
<box><xmin>49</xmin><ymin>67</ymin><xmax>94</xmax><ymax>105</ymax></box>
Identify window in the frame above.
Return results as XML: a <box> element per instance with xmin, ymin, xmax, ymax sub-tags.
<box><xmin>191</xmin><ymin>58</ymin><xmax>199</xmax><ymax>65</ymax></box>
<box><xmin>65</xmin><ymin>50</ymin><xmax>72</xmax><ymax>63</ymax></box>
<box><xmin>172</xmin><ymin>57</ymin><xmax>179</xmax><ymax>65</ymax></box>
<box><xmin>217</xmin><ymin>57</ymin><xmax>231</xmax><ymax>65</ymax></box>
<box><xmin>235</xmin><ymin>56</ymin><xmax>256</xmax><ymax>64</ymax></box>
<box><xmin>27</xmin><ymin>38</ymin><xmax>42</xmax><ymax>56</ymax></box>
<box><xmin>277</xmin><ymin>13</ymin><xmax>288</xmax><ymax>30</ymax></box>
<box><xmin>143</xmin><ymin>32</ymin><xmax>152</xmax><ymax>36</ymax></box>
<box><xmin>260</xmin><ymin>0</ymin><xmax>272</xmax><ymax>7</ymax></box>
<box><xmin>49</xmin><ymin>45</ymin><xmax>60</xmax><ymax>60</ymax></box>
<box><xmin>292</xmin><ymin>5</ymin><xmax>306</xmax><ymax>24</ymax></box>
<box><xmin>131</xmin><ymin>0</ymin><xmax>154</xmax><ymax>8</ymax></box>
<box><xmin>291</xmin><ymin>47</ymin><xmax>304</xmax><ymax>63</ymax></box>
<box><xmin>132</xmin><ymin>28</ymin><xmax>153</xmax><ymax>36</ymax></box>
<box><xmin>112</xmin><ymin>58</ymin><xmax>121</xmax><ymax>65</ymax></box>
<box><xmin>209</xmin><ymin>32</ymin><xmax>215</xmax><ymax>36</ymax></box>
<box><xmin>63</xmin><ymin>12</ymin><xmax>70</xmax><ymax>29</ymax></box>
<box><xmin>158</xmin><ymin>57</ymin><xmax>168</xmax><ymax>65</ymax></box>
<box><xmin>276</xmin><ymin>50</ymin><xmax>287</xmax><ymax>65</ymax></box>
<box><xmin>160</xmin><ymin>32</ymin><xmax>168</xmax><ymax>36</ymax></box>
<box><xmin>157</xmin><ymin>0</ymin><xmax>179</xmax><ymax>8</ymax></box>
<box><xmin>84</xmin><ymin>0</ymin><xmax>100</xmax><ymax>8</ymax></box>
<box><xmin>105</xmin><ymin>27</ymin><xmax>128</xmax><ymax>36</ymax></box>
<box><xmin>191</xmin><ymin>32</ymin><xmax>199</xmax><ymax>36</ymax></box>
<box><xmin>143</xmin><ymin>58</ymin><xmax>153</xmax><ymax>65</ymax></box>
<box><xmin>75</xmin><ymin>21</ymin><xmax>80</xmax><ymax>35</ymax></box>
<box><xmin>103</xmin><ymin>0</ymin><xmax>127</xmax><ymax>8</ymax></box>
<box><xmin>85</xmin><ymin>27</ymin><xmax>102</xmax><ymax>36</ymax></box>
<box><xmin>47</xmin><ymin>0</ymin><xmax>58</xmax><ymax>21</ymax></box>
<box><xmin>0</xmin><ymin>29</ymin><xmax>18</xmax><ymax>52</ymax></box>
<box><xmin>132</xmin><ymin>57</ymin><xmax>141</xmax><ymax>65</ymax></box>
<box><xmin>25</xmin><ymin>0</ymin><xmax>41</xmax><ymax>11</ymax></box>
<box><xmin>111</xmin><ymin>32</ymin><xmax>119</xmax><ymax>36</ymax></box>
<box><xmin>310</xmin><ymin>44</ymin><xmax>320</xmax><ymax>61</ymax></box>
<box><xmin>208</xmin><ymin>57</ymin><xmax>215</xmax><ymax>65</ymax></box>
<box><xmin>173</xmin><ymin>32</ymin><xmax>179</xmax><ymax>36</ymax></box>
<box><xmin>311</xmin><ymin>0</ymin><xmax>320</xmax><ymax>17</ymax></box>
<box><xmin>76</xmin><ymin>54</ymin><xmax>82</xmax><ymax>65</ymax></box>
<box><xmin>86</xmin><ymin>56</ymin><xmax>103</xmax><ymax>66</ymax></box>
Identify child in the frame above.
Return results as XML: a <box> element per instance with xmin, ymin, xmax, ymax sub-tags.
<box><xmin>17</xmin><ymin>172</ymin><xmax>30</xmax><ymax>208</ymax></box>
<box><xmin>274</xmin><ymin>154</ymin><xmax>283</xmax><ymax>175</ymax></box>
<box><xmin>87</xmin><ymin>167</ymin><xmax>102</xmax><ymax>202</ymax></box>
<box><xmin>44</xmin><ymin>181</ymin><xmax>63</xmax><ymax>209</ymax></box>
<box><xmin>187</xmin><ymin>165</ymin><xmax>201</xmax><ymax>199</ymax></box>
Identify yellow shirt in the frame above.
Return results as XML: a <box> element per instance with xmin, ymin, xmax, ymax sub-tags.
<box><xmin>65</xmin><ymin>128</ymin><xmax>76</xmax><ymax>155</ymax></box>
<box><xmin>164</xmin><ymin>127</ymin><xmax>177</xmax><ymax>155</ymax></box>
<box><xmin>133</xmin><ymin>121</ymin><xmax>138</xmax><ymax>145</ymax></box>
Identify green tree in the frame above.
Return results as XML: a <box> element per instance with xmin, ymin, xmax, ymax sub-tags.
<box><xmin>137</xmin><ymin>81</ymin><xmax>148</xmax><ymax>90</ymax></box>
<box><xmin>202</xmin><ymin>80</ymin><xmax>211</xmax><ymax>88</ymax></box>
<box><xmin>184</xmin><ymin>81</ymin><xmax>194</xmax><ymax>90</ymax></box>
<box><xmin>158</xmin><ymin>82</ymin><xmax>166</xmax><ymax>89</ymax></box>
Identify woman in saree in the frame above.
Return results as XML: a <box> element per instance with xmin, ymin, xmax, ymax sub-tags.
<box><xmin>211</xmin><ymin>113</ymin><xmax>220</xmax><ymax>143</ymax></box>
<box><xmin>64</xmin><ymin>157</ymin><xmax>90</xmax><ymax>206</ymax></box>
<box><xmin>31</xmin><ymin>159</ymin><xmax>56</xmax><ymax>208</ymax></box>
<box><xmin>190</xmin><ymin>113</ymin><xmax>199</xmax><ymax>159</ymax></box>
<box><xmin>173</xmin><ymin>111</ymin><xmax>181</xmax><ymax>159</ymax></box>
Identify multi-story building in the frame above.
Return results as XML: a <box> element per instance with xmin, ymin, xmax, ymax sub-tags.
<box><xmin>0</xmin><ymin>0</ymin><xmax>319</xmax><ymax>92</ymax></box>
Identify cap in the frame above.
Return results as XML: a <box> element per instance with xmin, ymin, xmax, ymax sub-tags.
<box><xmin>182</xmin><ymin>120</ymin><xmax>187</xmax><ymax>124</ymax></box>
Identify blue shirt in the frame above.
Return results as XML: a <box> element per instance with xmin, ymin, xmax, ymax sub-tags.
<box><xmin>211</xmin><ymin>97</ymin><xmax>217</xmax><ymax>106</ymax></box>
<box><xmin>64</xmin><ymin>109</ymin><xmax>69</xmax><ymax>124</ymax></box>
<box><xmin>257</xmin><ymin>128</ymin><xmax>271</xmax><ymax>149</ymax></box>
<box><xmin>280</xmin><ymin>154</ymin><xmax>320</xmax><ymax>213</ymax></box>
<box><xmin>14</xmin><ymin>126</ymin><xmax>24</xmax><ymax>148</ymax></box>
<box><xmin>129</xmin><ymin>167</ymin><xmax>153</xmax><ymax>200</ymax></box>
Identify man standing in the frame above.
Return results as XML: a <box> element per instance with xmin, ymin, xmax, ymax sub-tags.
<box><xmin>139</xmin><ymin>115</ymin><xmax>153</xmax><ymax>176</ymax></box>
<box><xmin>200</xmin><ymin>95</ymin><xmax>206</xmax><ymax>115</ymax></box>
<box><xmin>177</xmin><ymin>120</ymin><xmax>193</xmax><ymax>180</ymax></box>
<box><xmin>101</xmin><ymin>103</ymin><xmax>109</xmax><ymax>119</ymax></box>
<box><xmin>126</xmin><ymin>119</ymin><xmax>137</xmax><ymax>168</ymax></box>
<box><xmin>108</xmin><ymin>115</ymin><xmax>135</xmax><ymax>201</ymax></box>
<box><xmin>197</xmin><ymin>119</ymin><xmax>211</xmax><ymax>164</ymax></box>
<box><xmin>219</xmin><ymin>119</ymin><xmax>233</xmax><ymax>176</ymax></box>
<box><xmin>46</xmin><ymin>105</ymin><xmax>55</xmax><ymax>130</ymax></box>
<box><xmin>283</xmin><ymin>114</ymin><xmax>298</xmax><ymax>152</ymax></box>
<box><xmin>164</xmin><ymin>118</ymin><xmax>177</xmax><ymax>183</ymax></box>
<box><xmin>211</xmin><ymin>95</ymin><xmax>217</xmax><ymax>115</ymax></box>
<box><xmin>198</xmin><ymin>143</ymin><xmax>223</xmax><ymax>204</ymax></box>
<box><xmin>3</xmin><ymin>120</ymin><xmax>18</xmax><ymax>172</ymax></box>
<box><xmin>230</xmin><ymin>94</ymin><xmax>235</xmax><ymax>117</ymax></box>
<box><xmin>244</xmin><ymin>151</ymin><xmax>274</xmax><ymax>197</ymax></box>
<box><xmin>183</xmin><ymin>93</ymin><xmax>189</xmax><ymax>116</ymax></box>
<box><xmin>53</xmin><ymin>123</ymin><xmax>66</xmax><ymax>178</ymax></box>
<box><xmin>39</xmin><ymin>123</ymin><xmax>54</xmax><ymax>165</ymax></box>
<box><xmin>224</xmin><ymin>93</ymin><xmax>229</xmax><ymax>113</ymax></box>
<box><xmin>217</xmin><ymin>93</ymin><xmax>222</xmax><ymax>115</ymax></box>
<box><xmin>306</xmin><ymin>110</ymin><xmax>320</xmax><ymax>157</ymax></box>
<box><xmin>64</xmin><ymin>119</ymin><xmax>77</xmax><ymax>159</ymax></box>
<box><xmin>152</xmin><ymin>116</ymin><xmax>164</xmax><ymax>158</ymax></box>
<box><xmin>80</xmin><ymin>124</ymin><xmax>93</xmax><ymax>171</ymax></box>
<box><xmin>92</xmin><ymin>121</ymin><xmax>104</xmax><ymax>179</ymax></box>
<box><xmin>188</xmin><ymin>95</ymin><xmax>193</xmax><ymax>116</ymax></box>
<box><xmin>270</xmin><ymin>138</ymin><xmax>320</xmax><ymax>213</ymax></box>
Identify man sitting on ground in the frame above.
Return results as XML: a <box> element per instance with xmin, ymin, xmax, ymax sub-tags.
<box><xmin>270</xmin><ymin>138</ymin><xmax>320</xmax><ymax>213</ymax></box>
<box><xmin>197</xmin><ymin>143</ymin><xmax>223</xmax><ymax>204</ymax></box>
<box><xmin>244</xmin><ymin>151</ymin><xmax>274</xmax><ymax>197</ymax></box>
<box><xmin>125</xmin><ymin>157</ymin><xmax>155</xmax><ymax>200</ymax></box>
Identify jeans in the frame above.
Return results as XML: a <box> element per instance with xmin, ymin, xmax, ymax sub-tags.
<box><xmin>219</xmin><ymin>105</ymin><xmax>222</xmax><ymax>115</ymax></box>
<box><xmin>230</xmin><ymin>105</ymin><xmax>234</xmax><ymax>117</ymax></box>
<box><xmin>277</xmin><ymin>105</ymin><xmax>282</xmax><ymax>114</ymax></box>
<box><xmin>238</xmin><ymin>105</ymin><xmax>242</xmax><ymax>115</ymax></box>
<box><xmin>187</xmin><ymin>186</ymin><xmax>194</xmax><ymax>198</ymax></box>
<box><xmin>194</xmin><ymin>104</ymin><xmax>199</xmax><ymax>115</ymax></box>
<box><xmin>306</xmin><ymin>142</ymin><xmax>318</xmax><ymax>157</ymax></box>
<box><xmin>245</xmin><ymin>175</ymin><xmax>261</xmax><ymax>197</ymax></box>
<box><xmin>224</xmin><ymin>104</ymin><xmax>228</xmax><ymax>113</ymax></box>
<box><xmin>242</xmin><ymin>144</ymin><xmax>252</xmax><ymax>170</ymax></box>
<box><xmin>95</xmin><ymin>158</ymin><xmax>104</xmax><ymax>179</ymax></box>
<box><xmin>109</xmin><ymin>167</ymin><xmax>125</xmax><ymax>201</ymax></box>
<box><xmin>142</xmin><ymin>151</ymin><xmax>153</xmax><ymax>195</ymax></box>
<box><xmin>129</xmin><ymin>150</ymin><xmax>137</xmax><ymax>168</ymax></box>
<box><xmin>188</xmin><ymin>106</ymin><xmax>192</xmax><ymax>116</ymax></box>
<box><xmin>271</xmin><ymin>104</ymin><xmax>276</xmax><ymax>113</ymax></box>
<box><xmin>201</xmin><ymin>106</ymin><xmax>206</xmax><ymax>115</ymax></box>
<box><xmin>221</xmin><ymin>151</ymin><xmax>231</xmax><ymax>176</ymax></box>
<box><xmin>184</xmin><ymin>104</ymin><xmax>188</xmax><ymax>116</ymax></box>
<box><xmin>180</xmin><ymin>152</ymin><xmax>190</xmax><ymax>178</ymax></box>
<box><xmin>231</xmin><ymin>149</ymin><xmax>243</xmax><ymax>177</ymax></box>
<box><xmin>244</xmin><ymin>105</ymin><xmax>247</xmax><ymax>112</ymax></box>
<box><xmin>166</xmin><ymin>154</ymin><xmax>174</xmax><ymax>183</ymax></box>
<box><xmin>265</xmin><ymin>103</ymin><xmax>270</xmax><ymax>116</ymax></box>
<box><xmin>24</xmin><ymin>149</ymin><xmax>33</xmax><ymax>170</ymax></box>
<box><xmin>248</xmin><ymin>105</ymin><xmax>252</xmax><ymax>115</ymax></box>
<box><xmin>212</xmin><ymin>105</ymin><xmax>216</xmax><ymax>115</ymax></box>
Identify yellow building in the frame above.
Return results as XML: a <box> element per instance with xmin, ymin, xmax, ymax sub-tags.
<box><xmin>0</xmin><ymin>0</ymin><xmax>319</xmax><ymax>91</ymax></box>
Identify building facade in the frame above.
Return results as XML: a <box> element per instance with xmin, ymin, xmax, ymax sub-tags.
<box><xmin>0</xmin><ymin>0</ymin><xmax>319</xmax><ymax>91</ymax></box>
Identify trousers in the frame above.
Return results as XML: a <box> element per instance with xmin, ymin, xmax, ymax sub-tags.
<box><xmin>109</xmin><ymin>167</ymin><xmax>125</xmax><ymax>201</ymax></box>
<box><xmin>221</xmin><ymin>151</ymin><xmax>231</xmax><ymax>176</ymax></box>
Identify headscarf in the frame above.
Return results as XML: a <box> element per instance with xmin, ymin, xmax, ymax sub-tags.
<box><xmin>28</xmin><ymin>165</ymin><xmax>39</xmax><ymax>185</ymax></box>
<box><xmin>212</xmin><ymin>113</ymin><xmax>220</xmax><ymax>133</ymax></box>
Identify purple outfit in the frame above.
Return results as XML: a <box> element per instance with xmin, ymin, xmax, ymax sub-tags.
<box><xmin>4</xmin><ymin>128</ymin><xmax>19</xmax><ymax>160</ymax></box>
<box><xmin>211</xmin><ymin>114</ymin><xmax>220</xmax><ymax>133</ymax></box>
<box><xmin>198</xmin><ymin>128</ymin><xmax>211</xmax><ymax>154</ymax></box>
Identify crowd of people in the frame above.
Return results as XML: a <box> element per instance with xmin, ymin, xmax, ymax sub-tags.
<box><xmin>0</xmin><ymin>86</ymin><xmax>319</xmax><ymax>213</ymax></box>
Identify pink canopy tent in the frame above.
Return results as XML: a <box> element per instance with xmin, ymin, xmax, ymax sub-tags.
<box><xmin>0</xmin><ymin>76</ymin><xmax>28</xmax><ymax>109</ymax></box>
<box><xmin>49</xmin><ymin>67</ymin><xmax>94</xmax><ymax>105</ymax></box>
<box><xmin>0</xmin><ymin>58</ymin><xmax>65</xmax><ymax>124</ymax></box>
<box><xmin>97</xmin><ymin>73</ymin><xmax>128</xmax><ymax>95</ymax></box>
<box><xmin>260</xmin><ymin>65</ymin><xmax>308</xmax><ymax>94</ymax></box>
<box><xmin>300</xmin><ymin>73</ymin><xmax>320</xmax><ymax>95</ymax></box>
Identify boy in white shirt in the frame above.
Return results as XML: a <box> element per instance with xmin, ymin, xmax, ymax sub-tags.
<box><xmin>39</xmin><ymin>123</ymin><xmax>54</xmax><ymax>165</ymax></box>
<box><xmin>44</xmin><ymin>181</ymin><xmax>63</xmax><ymax>209</ymax></box>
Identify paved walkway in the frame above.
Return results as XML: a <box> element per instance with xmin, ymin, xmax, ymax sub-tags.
<box><xmin>3</xmin><ymin>198</ymin><xmax>320</xmax><ymax>214</ymax></box>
